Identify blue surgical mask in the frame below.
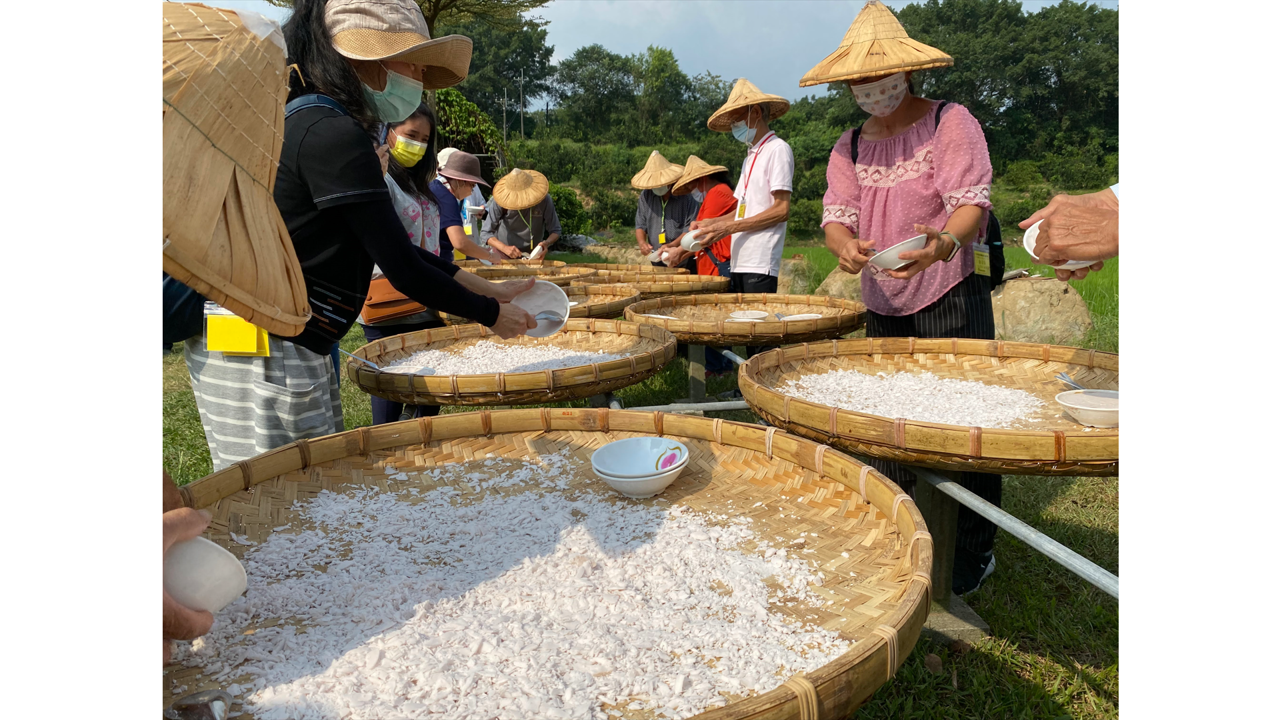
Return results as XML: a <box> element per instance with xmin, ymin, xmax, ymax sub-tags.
<box><xmin>731</xmin><ymin>108</ymin><xmax>757</xmax><ymax>145</ymax></box>
<box><xmin>362</xmin><ymin>65</ymin><xmax>423</xmax><ymax>123</ymax></box>
<box><xmin>691</xmin><ymin>188</ymin><xmax>705</xmax><ymax>203</ymax></box>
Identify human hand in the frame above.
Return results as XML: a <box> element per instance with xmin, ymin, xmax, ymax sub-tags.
<box><xmin>835</xmin><ymin>236</ymin><xmax>879</xmax><ymax>276</ymax></box>
<box><xmin>637</xmin><ymin>239</ymin><xmax>654</xmax><ymax>255</ymax></box>
<box><xmin>885</xmin><ymin>224</ymin><xmax>949</xmax><ymax>280</ymax></box>
<box><xmin>375</xmin><ymin>144</ymin><xmax>390</xmax><ymax>175</ymax></box>
<box><xmin>1053</xmin><ymin>260</ymin><xmax>1106</xmax><ymax>282</ymax></box>
<box><xmin>163</xmin><ymin>507</ymin><xmax>215</xmax><ymax>664</ymax></box>
<box><xmin>691</xmin><ymin>218</ymin><xmax>731</xmax><ymax>243</ymax></box>
<box><xmin>1020</xmin><ymin>190</ymin><xmax>1119</xmax><ymax>266</ymax></box>
<box><xmin>491</xmin><ymin>242</ymin><xmax>522</xmax><ymax>260</ymax></box>
<box><xmin>491</xmin><ymin>302</ymin><xmax>537</xmax><ymax>339</ymax></box>
<box><xmin>489</xmin><ymin>277</ymin><xmax>536</xmax><ymax>303</ymax></box>
<box><xmin>663</xmin><ymin>247</ymin><xmax>692</xmax><ymax>268</ymax></box>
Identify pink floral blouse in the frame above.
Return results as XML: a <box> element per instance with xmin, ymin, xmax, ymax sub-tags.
<box><xmin>822</xmin><ymin>101</ymin><xmax>993</xmax><ymax>316</ymax></box>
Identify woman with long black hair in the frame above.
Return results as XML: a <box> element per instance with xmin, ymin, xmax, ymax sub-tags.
<box><xmin>184</xmin><ymin>0</ymin><xmax>535</xmax><ymax>470</ymax></box>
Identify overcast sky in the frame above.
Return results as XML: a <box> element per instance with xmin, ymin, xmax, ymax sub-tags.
<box><xmin>205</xmin><ymin>0</ymin><xmax>1119</xmax><ymax>101</ymax></box>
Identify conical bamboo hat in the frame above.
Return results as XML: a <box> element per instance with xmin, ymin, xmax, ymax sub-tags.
<box><xmin>799</xmin><ymin>0</ymin><xmax>953</xmax><ymax>87</ymax></box>
<box><xmin>672</xmin><ymin>156</ymin><xmax>729</xmax><ymax>196</ymax></box>
<box><xmin>707</xmin><ymin>78</ymin><xmax>791</xmax><ymax>132</ymax></box>
<box><xmin>630</xmin><ymin>151</ymin><xmax>685</xmax><ymax>190</ymax></box>
<box><xmin>493</xmin><ymin>168</ymin><xmax>550</xmax><ymax>211</ymax></box>
<box><xmin>163</xmin><ymin>3</ymin><xmax>310</xmax><ymax>337</ymax></box>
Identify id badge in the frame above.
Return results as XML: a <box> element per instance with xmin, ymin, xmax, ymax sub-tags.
<box><xmin>736</xmin><ymin>202</ymin><xmax>747</xmax><ymax>220</ymax></box>
<box><xmin>658</xmin><ymin>232</ymin><xmax>667</xmax><ymax>245</ymax></box>
<box><xmin>973</xmin><ymin>243</ymin><xmax>991</xmax><ymax>277</ymax></box>
<box><xmin>463</xmin><ymin>224</ymin><xmax>473</xmax><ymax>236</ymax></box>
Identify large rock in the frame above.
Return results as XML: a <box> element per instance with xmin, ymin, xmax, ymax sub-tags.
<box><xmin>813</xmin><ymin>266</ymin><xmax>863</xmax><ymax>305</ymax></box>
<box><xmin>557</xmin><ymin>234</ymin><xmax>598</xmax><ymax>252</ymax></box>
<box><xmin>776</xmin><ymin>255</ymin><xmax>818</xmax><ymax>295</ymax></box>
<box><xmin>991</xmin><ymin>276</ymin><xmax>1092</xmax><ymax>344</ymax></box>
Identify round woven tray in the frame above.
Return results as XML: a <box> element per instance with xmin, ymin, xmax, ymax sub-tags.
<box><xmin>626</xmin><ymin>293</ymin><xmax>867</xmax><ymax>347</ymax></box>
<box><xmin>442</xmin><ymin>283</ymin><xmax>642</xmax><ymax>326</ymax></box>
<box><xmin>347</xmin><ymin>319</ymin><xmax>676</xmax><ymax>406</ymax></box>
<box><xmin>470</xmin><ymin>265</ymin><xmax>597</xmax><ymax>286</ymax></box>
<box><xmin>166</xmin><ymin>409</ymin><xmax>931</xmax><ymax>719</ymax></box>
<box><xmin>573</xmin><ymin>273</ymin><xmax>731</xmax><ymax>301</ymax></box>
<box><xmin>570</xmin><ymin>263</ymin><xmax>689</xmax><ymax>275</ymax></box>
<box><xmin>739</xmin><ymin>337</ymin><xmax>1120</xmax><ymax>476</ymax></box>
<box><xmin>457</xmin><ymin>259</ymin><xmax>566</xmax><ymax>269</ymax></box>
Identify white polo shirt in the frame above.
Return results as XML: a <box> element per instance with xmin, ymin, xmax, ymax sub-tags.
<box><xmin>731</xmin><ymin>131</ymin><xmax>794</xmax><ymax>276</ymax></box>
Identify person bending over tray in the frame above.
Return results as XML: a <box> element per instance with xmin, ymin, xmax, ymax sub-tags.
<box><xmin>480</xmin><ymin>168</ymin><xmax>562</xmax><ymax>260</ymax></box>
<box><xmin>813</xmin><ymin>1</ymin><xmax>1000</xmax><ymax>595</ymax></box>
<box><xmin>1020</xmin><ymin>184</ymin><xmax>1119</xmax><ymax>281</ymax></box>
<box><xmin>429</xmin><ymin>150</ymin><xmax>509</xmax><ymax>264</ymax></box>
<box><xmin>631</xmin><ymin>151</ymin><xmax>698</xmax><ymax>272</ymax></box>
<box><xmin>184</xmin><ymin>0</ymin><xmax>535</xmax><ymax>471</ymax></box>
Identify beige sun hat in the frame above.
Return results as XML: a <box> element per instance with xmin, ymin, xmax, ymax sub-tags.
<box><xmin>707</xmin><ymin>78</ymin><xmax>791</xmax><ymax>133</ymax></box>
<box><xmin>799</xmin><ymin>0</ymin><xmax>953</xmax><ymax>87</ymax></box>
<box><xmin>162</xmin><ymin>3</ymin><xmax>310</xmax><ymax>337</ymax></box>
<box><xmin>492</xmin><ymin>168</ymin><xmax>550</xmax><ymax>211</ymax></box>
<box><xmin>672</xmin><ymin>156</ymin><xmax>729</xmax><ymax>196</ymax></box>
<box><xmin>325</xmin><ymin>0</ymin><xmax>473</xmax><ymax>90</ymax></box>
<box><xmin>630</xmin><ymin>151</ymin><xmax>685</xmax><ymax>190</ymax></box>
<box><xmin>437</xmin><ymin>147</ymin><xmax>458</xmax><ymax>168</ymax></box>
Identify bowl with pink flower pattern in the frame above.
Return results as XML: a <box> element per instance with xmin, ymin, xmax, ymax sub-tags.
<box><xmin>591</xmin><ymin>437</ymin><xmax>689</xmax><ymax>479</ymax></box>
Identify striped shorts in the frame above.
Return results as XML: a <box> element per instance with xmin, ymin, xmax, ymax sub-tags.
<box><xmin>183</xmin><ymin>335</ymin><xmax>342</xmax><ymax>472</ymax></box>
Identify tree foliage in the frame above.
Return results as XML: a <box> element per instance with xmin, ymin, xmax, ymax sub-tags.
<box><xmin>436</xmin><ymin>16</ymin><xmax>555</xmax><ymax>135</ymax></box>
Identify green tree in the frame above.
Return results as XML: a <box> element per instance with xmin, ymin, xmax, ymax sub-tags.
<box><xmin>551</xmin><ymin>45</ymin><xmax>637</xmax><ymax>143</ymax></box>
<box><xmin>436</xmin><ymin>16</ymin><xmax>555</xmax><ymax>136</ymax></box>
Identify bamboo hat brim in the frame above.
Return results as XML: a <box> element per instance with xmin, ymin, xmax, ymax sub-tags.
<box><xmin>493</xmin><ymin>168</ymin><xmax>549</xmax><ymax>211</ymax></box>
<box><xmin>672</xmin><ymin>155</ymin><xmax>729</xmax><ymax>196</ymax></box>
<box><xmin>799</xmin><ymin>0</ymin><xmax>953</xmax><ymax>87</ymax></box>
<box><xmin>630</xmin><ymin>150</ymin><xmax>685</xmax><ymax>190</ymax></box>
<box><xmin>707</xmin><ymin>78</ymin><xmax>791</xmax><ymax>132</ymax></box>
<box><xmin>326</xmin><ymin>0</ymin><xmax>473</xmax><ymax>90</ymax></box>
<box><xmin>162</xmin><ymin>3</ymin><xmax>310</xmax><ymax>337</ymax></box>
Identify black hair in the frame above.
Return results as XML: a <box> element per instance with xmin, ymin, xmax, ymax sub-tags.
<box><xmin>706</xmin><ymin>170</ymin><xmax>733</xmax><ymax>188</ymax></box>
<box><xmin>387</xmin><ymin>103</ymin><xmax>441</xmax><ymax>201</ymax></box>
<box><xmin>282</xmin><ymin>0</ymin><xmax>376</xmax><ymax>129</ymax></box>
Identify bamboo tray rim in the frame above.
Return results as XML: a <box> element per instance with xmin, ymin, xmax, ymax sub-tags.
<box><xmin>626</xmin><ymin>293</ymin><xmax>866</xmax><ymax>335</ymax></box>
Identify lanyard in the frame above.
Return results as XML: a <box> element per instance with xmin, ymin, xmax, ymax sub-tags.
<box><xmin>659</xmin><ymin>195</ymin><xmax>668</xmax><ymax>235</ymax></box>
<box><xmin>517</xmin><ymin>207</ymin><xmax>533</xmax><ymax>232</ymax></box>
<box><xmin>741</xmin><ymin>131</ymin><xmax>777</xmax><ymax>198</ymax></box>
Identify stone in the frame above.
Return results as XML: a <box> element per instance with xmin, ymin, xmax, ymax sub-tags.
<box><xmin>990</xmin><ymin>276</ymin><xmax>1093</xmax><ymax>345</ymax></box>
<box><xmin>813</xmin><ymin>266</ymin><xmax>863</xmax><ymax>305</ymax></box>
<box><xmin>775</xmin><ymin>255</ymin><xmax>818</xmax><ymax>295</ymax></box>
<box><xmin>557</xmin><ymin>234</ymin><xmax>598</xmax><ymax>252</ymax></box>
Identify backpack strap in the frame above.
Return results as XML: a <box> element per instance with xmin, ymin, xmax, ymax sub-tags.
<box><xmin>285</xmin><ymin>94</ymin><xmax>350</xmax><ymax>119</ymax></box>
<box><xmin>933</xmin><ymin>100</ymin><xmax>950</xmax><ymax>128</ymax></box>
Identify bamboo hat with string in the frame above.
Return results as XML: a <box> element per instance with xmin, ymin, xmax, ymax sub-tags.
<box><xmin>672</xmin><ymin>155</ymin><xmax>729</xmax><ymax>196</ymax></box>
<box><xmin>492</xmin><ymin>168</ymin><xmax>550</xmax><ymax>211</ymax></box>
<box><xmin>630</xmin><ymin>151</ymin><xmax>685</xmax><ymax>190</ymax></box>
<box><xmin>162</xmin><ymin>3</ymin><xmax>309</xmax><ymax>337</ymax></box>
<box><xmin>706</xmin><ymin>78</ymin><xmax>791</xmax><ymax>132</ymax></box>
<box><xmin>325</xmin><ymin>0</ymin><xmax>473</xmax><ymax>90</ymax></box>
<box><xmin>799</xmin><ymin>0</ymin><xmax>953</xmax><ymax>87</ymax></box>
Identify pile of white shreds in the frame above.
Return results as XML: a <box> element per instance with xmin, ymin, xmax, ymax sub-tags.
<box><xmin>174</xmin><ymin>451</ymin><xmax>851</xmax><ymax>720</ymax></box>
<box><xmin>382</xmin><ymin>341</ymin><xmax>624</xmax><ymax>375</ymax></box>
<box><xmin>782</xmin><ymin>370</ymin><xmax>1044</xmax><ymax>428</ymax></box>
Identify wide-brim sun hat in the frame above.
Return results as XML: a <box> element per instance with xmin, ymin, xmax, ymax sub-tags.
<box><xmin>163</xmin><ymin>2</ymin><xmax>310</xmax><ymax>337</ymax></box>
<box><xmin>325</xmin><ymin>0</ymin><xmax>473</xmax><ymax>90</ymax></box>
<box><xmin>437</xmin><ymin>146</ymin><xmax>458</xmax><ymax>168</ymax></box>
<box><xmin>672</xmin><ymin>155</ymin><xmax>729</xmax><ymax>196</ymax></box>
<box><xmin>799</xmin><ymin>0</ymin><xmax>953</xmax><ymax>87</ymax></box>
<box><xmin>437</xmin><ymin>150</ymin><xmax>490</xmax><ymax>187</ymax></box>
<box><xmin>630</xmin><ymin>150</ymin><xmax>685</xmax><ymax>190</ymax></box>
<box><xmin>707</xmin><ymin>78</ymin><xmax>791</xmax><ymax>133</ymax></box>
<box><xmin>493</xmin><ymin>168</ymin><xmax>550</xmax><ymax>211</ymax></box>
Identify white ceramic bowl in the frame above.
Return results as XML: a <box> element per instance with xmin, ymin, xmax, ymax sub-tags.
<box><xmin>680</xmin><ymin>230</ymin><xmax>704</xmax><ymax>251</ymax></box>
<box><xmin>1056</xmin><ymin>389</ymin><xmax>1119</xmax><ymax>428</ymax></box>
<box><xmin>512</xmin><ymin>280</ymin><xmax>569</xmax><ymax>338</ymax></box>
<box><xmin>648</xmin><ymin>247</ymin><xmax>671</xmax><ymax>263</ymax></box>
<box><xmin>1022</xmin><ymin>221</ymin><xmax>1094</xmax><ymax>271</ymax></box>
<box><xmin>592</xmin><ymin>437</ymin><xmax>690</xmax><ymax>478</ymax></box>
<box><xmin>593</xmin><ymin>464</ymin><xmax>686</xmax><ymax>499</ymax></box>
<box><xmin>163</xmin><ymin>536</ymin><xmax>248</xmax><ymax>613</ymax></box>
<box><xmin>729</xmin><ymin>310</ymin><xmax>769</xmax><ymax>320</ymax></box>
<box><xmin>867</xmin><ymin>234</ymin><xmax>929</xmax><ymax>271</ymax></box>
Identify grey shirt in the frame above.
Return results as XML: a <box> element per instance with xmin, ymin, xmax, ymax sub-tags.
<box><xmin>480</xmin><ymin>194</ymin><xmax>561</xmax><ymax>253</ymax></box>
<box><xmin>635</xmin><ymin>189</ymin><xmax>697</xmax><ymax>247</ymax></box>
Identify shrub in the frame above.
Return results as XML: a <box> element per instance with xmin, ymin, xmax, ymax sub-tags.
<box><xmin>789</xmin><ymin>198</ymin><xmax>823</xmax><ymax>234</ymax></box>
<box><xmin>1002</xmin><ymin>160</ymin><xmax>1043</xmax><ymax>190</ymax></box>
<box><xmin>547</xmin><ymin>183</ymin><xmax>590</xmax><ymax>235</ymax></box>
<box><xmin>587</xmin><ymin>188</ymin><xmax>637</xmax><ymax>231</ymax></box>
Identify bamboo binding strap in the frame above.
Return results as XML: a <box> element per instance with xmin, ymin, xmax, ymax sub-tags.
<box><xmin>713</xmin><ymin>418</ymin><xmax>724</xmax><ymax>444</ymax></box>
<box><xmin>765</xmin><ymin>427</ymin><xmax>778</xmax><ymax>459</ymax></box>
<box><xmin>891</xmin><ymin>493</ymin><xmax>911</xmax><ymax>522</ymax></box>
<box><xmin>859</xmin><ymin>465</ymin><xmax>874</xmax><ymax>502</ymax></box>
<box><xmin>908</xmin><ymin>530</ymin><xmax>934</xmax><ymax>605</ymax></box>
<box><xmin>782</xmin><ymin>672</ymin><xmax>821</xmax><ymax>720</ymax></box>
<box><xmin>871</xmin><ymin>624</ymin><xmax>901</xmax><ymax>680</ymax></box>
<box><xmin>814</xmin><ymin>444</ymin><xmax>828</xmax><ymax>476</ymax></box>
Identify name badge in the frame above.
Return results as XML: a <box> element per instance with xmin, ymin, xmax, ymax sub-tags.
<box><xmin>463</xmin><ymin>224</ymin><xmax>473</xmax><ymax>236</ymax></box>
<box><xmin>736</xmin><ymin>202</ymin><xmax>747</xmax><ymax>220</ymax></box>
<box><xmin>453</xmin><ymin>249</ymin><xmax>466</xmax><ymax>261</ymax></box>
<box><xmin>973</xmin><ymin>243</ymin><xmax>991</xmax><ymax>277</ymax></box>
<box><xmin>658</xmin><ymin>232</ymin><xmax>666</xmax><ymax>245</ymax></box>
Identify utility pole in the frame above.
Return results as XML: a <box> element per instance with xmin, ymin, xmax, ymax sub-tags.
<box><xmin>503</xmin><ymin>88</ymin><xmax>508</xmax><ymax>144</ymax></box>
<box><xmin>519</xmin><ymin>69</ymin><xmax>525</xmax><ymax>140</ymax></box>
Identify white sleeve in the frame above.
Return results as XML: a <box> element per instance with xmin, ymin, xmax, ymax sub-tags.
<box><xmin>768</xmin><ymin>142</ymin><xmax>795</xmax><ymax>193</ymax></box>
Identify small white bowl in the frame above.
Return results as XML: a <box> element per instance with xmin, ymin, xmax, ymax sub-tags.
<box><xmin>729</xmin><ymin>310</ymin><xmax>769</xmax><ymax>320</ymax></box>
<box><xmin>1056</xmin><ymin>389</ymin><xmax>1119</xmax><ymax>428</ymax></box>
<box><xmin>680</xmin><ymin>230</ymin><xmax>704</xmax><ymax>252</ymax></box>
<box><xmin>780</xmin><ymin>313</ymin><xmax>822</xmax><ymax>321</ymax></box>
<box><xmin>512</xmin><ymin>280</ymin><xmax>569</xmax><ymax>338</ymax></box>
<box><xmin>593</xmin><ymin>464</ymin><xmax>686</xmax><ymax>499</ymax></box>
<box><xmin>164</xmin><ymin>536</ymin><xmax>248</xmax><ymax>613</ymax></box>
<box><xmin>1022</xmin><ymin>221</ymin><xmax>1094</xmax><ymax>271</ymax></box>
<box><xmin>867</xmin><ymin>234</ymin><xmax>929</xmax><ymax>271</ymax></box>
<box><xmin>592</xmin><ymin>437</ymin><xmax>689</xmax><ymax>478</ymax></box>
<box><xmin>648</xmin><ymin>247</ymin><xmax>670</xmax><ymax>263</ymax></box>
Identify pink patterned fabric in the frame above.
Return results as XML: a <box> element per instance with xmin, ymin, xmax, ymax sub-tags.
<box><xmin>822</xmin><ymin>101</ymin><xmax>993</xmax><ymax>316</ymax></box>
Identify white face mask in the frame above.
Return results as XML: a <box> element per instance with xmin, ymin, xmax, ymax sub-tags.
<box><xmin>691</xmin><ymin>188</ymin><xmax>705</xmax><ymax>203</ymax></box>
<box><xmin>851</xmin><ymin>72</ymin><xmax>908</xmax><ymax>117</ymax></box>
<box><xmin>651</xmin><ymin>185</ymin><xmax>669</xmax><ymax>196</ymax></box>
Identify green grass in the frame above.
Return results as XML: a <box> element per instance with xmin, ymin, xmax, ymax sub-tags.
<box><xmin>162</xmin><ymin>255</ymin><xmax>1119</xmax><ymax>719</ymax></box>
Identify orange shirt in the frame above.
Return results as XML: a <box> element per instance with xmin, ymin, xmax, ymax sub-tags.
<box><xmin>693</xmin><ymin>183</ymin><xmax>737</xmax><ymax>276</ymax></box>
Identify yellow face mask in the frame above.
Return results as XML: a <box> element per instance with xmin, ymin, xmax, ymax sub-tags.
<box><xmin>389</xmin><ymin>135</ymin><xmax>428</xmax><ymax>167</ymax></box>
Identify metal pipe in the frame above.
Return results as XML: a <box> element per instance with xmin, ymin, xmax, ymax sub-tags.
<box><xmin>625</xmin><ymin>400</ymin><xmax>751</xmax><ymax>413</ymax></box>
<box><xmin>911</xmin><ymin>467</ymin><xmax>1119</xmax><ymax>599</ymax></box>
<box><xmin>711</xmin><ymin>347</ymin><xmax>747</xmax><ymax>366</ymax></box>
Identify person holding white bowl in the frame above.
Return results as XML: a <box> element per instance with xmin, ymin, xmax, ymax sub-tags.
<box><xmin>807</xmin><ymin>0</ymin><xmax>1001</xmax><ymax>595</ymax></box>
<box><xmin>1020</xmin><ymin>184</ymin><xmax>1119</xmax><ymax>281</ymax></box>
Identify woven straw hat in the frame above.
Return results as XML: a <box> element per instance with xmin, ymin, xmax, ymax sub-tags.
<box><xmin>799</xmin><ymin>0</ymin><xmax>953</xmax><ymax>87</ymax></box>
<box><xmin>672</xmin><ymin>155</ymin><xmax>729</xmax><ymax>196</ymax></box>
<box><xmin>707</xmin><ymin>78</ymin><xmax>791</xmax><ymax>132</ymax></box>
<box><xmin>326</xmin><ymin>0</ymin><xmax>473</xmax><ymax>90</ymax></box>
<box><xmin>162</xmin><ymin>3</ymin><xmax>310</xmax><ymax>337</ymax></box>
<box><xmin>630</xmin><ymin>151</ymin><xmax>685</xmax><ymax>190</ymax></box>
<box><xmin>493</xmin><ymin>168</ymin><xmax>549</xmax><ymax>211</ymax></box>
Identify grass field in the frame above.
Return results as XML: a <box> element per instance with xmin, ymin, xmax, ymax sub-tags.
<box><xmin>162</xmin><ymin>247</ymin><xmax>1118</xmax><ymax>719</ymax></box>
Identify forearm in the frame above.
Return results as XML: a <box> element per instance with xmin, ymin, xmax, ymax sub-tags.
<box><xmin>724</xmin><ymin>196</ymin><xmax>790</xmax><ymax>235</ymax></box>
<box><xmin>452</xmin><ymin>269</ymin><xmax>504</xmax><ymax>300</ymax></box>
<box><xmin>942</xmin><ymin>205</ymin><xmax>984</xmax><ymax>246</ymax></box>
<box><xmin>824</xmin><ymin>221</ymin><xmax>856</xmax><ymax>253</ymax></box>
<box><xmin>542</xmin><ymin>233</ymin><xmax>560</xmax><ymax>248</ymax></box>
<box><xmin>447</xmin><ymin>227</ymin><xmax>492</xmax><ymax>259</ymax></box>
<box><xmin>635</xmin><ymin>229</ymin><xmax>648</xmax><ymax>247</ymax></box>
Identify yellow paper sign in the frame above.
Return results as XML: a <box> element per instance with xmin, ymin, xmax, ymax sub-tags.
<box><xmin>463</xmin><ymin>224</ymin><xmax>473</xmax><ymax>236</ymax></box>
<box><xmin>207</xmin><ymin>315</ymin><xmax>271</xmax><ymax>356</ymax></box>
<box><xmin>658</xmin><ymin>232</ymin><xmax>667</xmax><ymax>245</ymax></box>
<box><xmin>736</xmin><ymin>202</ymin><xmax>747</xmax><ymax>220</ymax></box>
<box><xmin>453</xmin><ymin>248</ymin><xmax>466</xmax><ymax>261</ymax></box>
<box><xmin>974</xmin><ymin>244</ymin><xmax>991</xmax><ymax>277</ymax></box>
